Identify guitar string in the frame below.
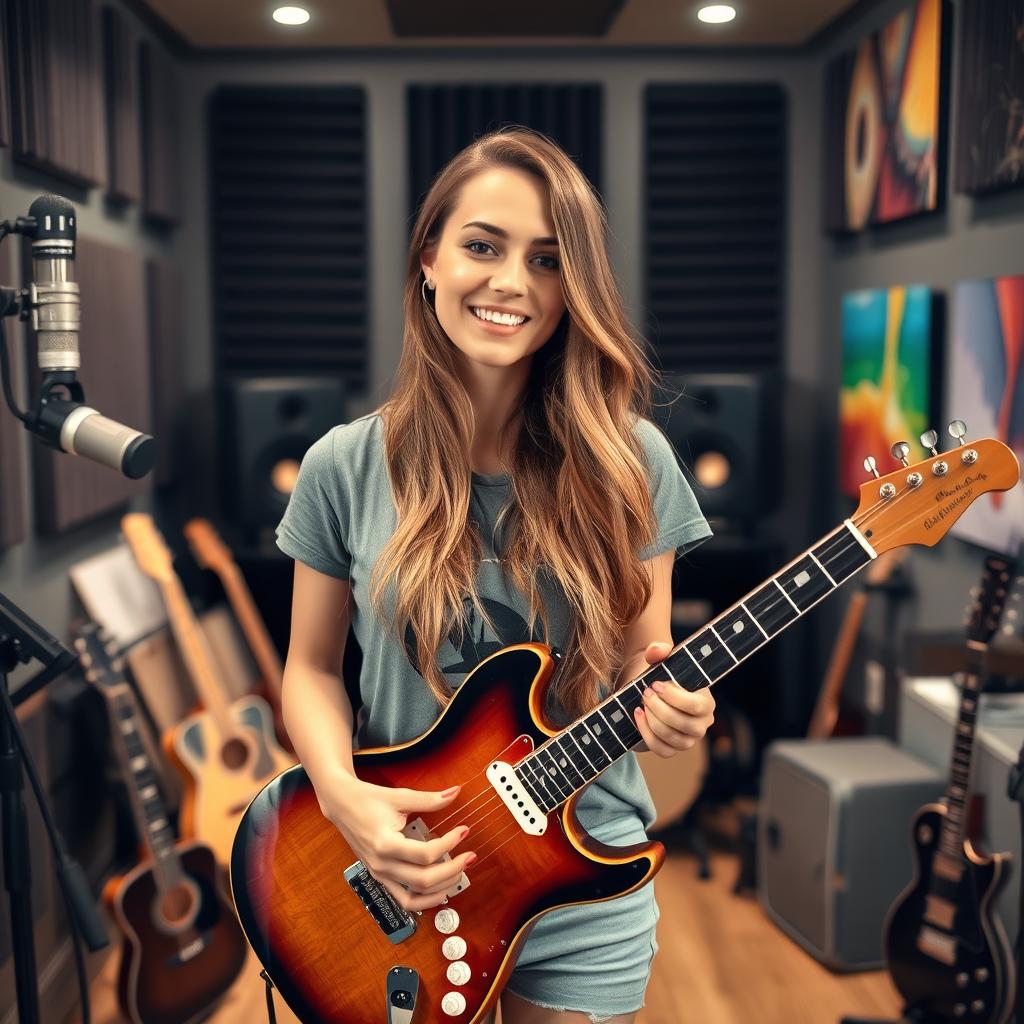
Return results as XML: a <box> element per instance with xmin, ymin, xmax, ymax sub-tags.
<box><xmin>415</xmin><ymin>471</ymin><xmax>973</xmax><ymax>871</ymax></box>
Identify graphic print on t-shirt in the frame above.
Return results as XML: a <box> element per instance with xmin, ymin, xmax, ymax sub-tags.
<box><xmin>403</xmin><ymin>560</ymin><xmax>548</xmax><ymax>685</ymax></box>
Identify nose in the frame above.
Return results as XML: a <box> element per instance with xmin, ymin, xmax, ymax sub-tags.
<box><xmin>489</xmin><ymin>257</ymin><xmax>528</xmax><ymax>295</ymax></box>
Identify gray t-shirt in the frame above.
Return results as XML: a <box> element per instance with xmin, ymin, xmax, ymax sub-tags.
<box><xmin>276</xmin><ymin>411</ymin><xmax>711</xmax><ymax>836</ymax></box>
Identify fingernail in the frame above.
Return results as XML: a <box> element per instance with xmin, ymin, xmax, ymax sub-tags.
<box><xmin>652</xmin><ymin>681</ymin><xmax>664</xmax><ymax>693</ymax></box>
<box><xmin>635</xmin><ymin>707</ymin><xmax>644</xmax><ymax>718</ymax></box>
<box><xmin>464</xmin><ymin>852</ymin><xmax>478</xmax><ymax>867</ymax></box>
<box><xmin>459</xmin><ymin>826</ymin><xmax>471</xmax><ymax>840</ymax></box>
<box><xmin>442</xmin><ymin>785</ymin><xmax>460</xmax><ymax>798</ymax></box>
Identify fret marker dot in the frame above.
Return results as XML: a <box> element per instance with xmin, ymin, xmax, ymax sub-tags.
<box><xmin>700</xmin><ymin>644</ymin><xmax>712</xmax><ymax>657</ymax></box>
<box><xmin>732</xmin><ymin>621</ymin><xmax>744</xmax><ymax>634</ymax></box>
<box><xmin>794</xmin><ymin>570</ymin><xmax>810</xmax><ymax>587</ymax></box>
<box><xmin>610</xmin><ymin>708</ymin><xmax>624</xmax><ymax>723</ymax></box>
<box><xmin>581</xmin><ymin>735</ymin><xmax>591</xmax><ymax>744</ymax></box>
<box><xmin>593</xmin><ymin>723</ymin><xmax>603</xmax><ymax>734</ymax></box>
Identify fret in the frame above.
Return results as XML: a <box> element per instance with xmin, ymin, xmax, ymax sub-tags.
<box><xmin>603</xmin><ymin>694</ymin><xmax>642</xmax><ymax>750</ymax></box>
<box><xmin>809</xmin><ymin>551</ymin><xmax>837</xmax><ymax>586</ymax></box>
<box><xmin>746</xmin><ymin>582</ymin><xmax>798</xmax><ymax>636</ymax></box>
<box><xmin>583</xmin><ymin>708</ymin><xmax>629</xmax><ymax>758</ymax></box>
<box><xmin>777</xmin><ymin>555</ymin><xmax>834</xmax><ymax>612</ymax></box>
<box><xmin>773</xmin><ymin>578</ymin><xmax>800</xmax><ymax>613</ymax></box>
<box><xmin>515</xmin><ymin>763</ymin><xmax>546</xmax><ymax>809</ymax></box>
<box><xmin>563</xmin><ymin>728</ymin><xmax>598</xmax><ymax>774</ymax></box>
<box><xmin>708</xmin><ymin>625</ymin><xmax>739</xmax><ymax>664</ymax></box>
<box><xmin>552</xmin><ymin>736</ymin><xmax>590</xmax><ymax>789</ymax></box>
<box><xmin>740</xmin><ymin>601</ymin><xmax>770</xmax><ymax>641</ymax></box>
<box><xmin>568</xmin><ymin>723</ymin><xmax>611</xmax><ymax>772</ymax></box>
<box><xmin>535</xmin><ymin>747</ymin><xmax>573</xmax><ymax>799</ymax></box>
<box><xmin>684</xmin><ymin>628</ymin><xmax>735</xmax><ymax>682</ymax></box>
<box><xmin>814</xmin><ymin>526</ymin><xmax>873</xmax><ymax>584</ymax></box>
<box><xmin>715</xmin><ymin>606</ymin><xmax>764</xmax><ymax>660</ymax></box>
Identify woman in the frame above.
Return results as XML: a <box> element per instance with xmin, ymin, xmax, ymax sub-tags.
<box><xmin>277</xmin><ymin>127</ymin><xmax>715</xmax><ymax>1024</ymax></box>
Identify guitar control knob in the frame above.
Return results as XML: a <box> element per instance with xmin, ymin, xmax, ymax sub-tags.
<box><xmin>434</xmin><ymin>909</ymin><xmax>460</xmax><ymax>934</ymax></box>
<box><xmin>442</xmin><ymin>936</ymin><xmax>468</xmax><ymax>960</ymax></box>
<box><xmin>446</xmin><ymin>961</ymin><xmax>472</xmax><ymax>985</ymax></box>
<box><xmin>974</xmin><ymin>967</ymin><xmax>989</xmax><ymax>982</ymax></box>
<box><xmin>441</xmin><ymin>991</ymin><xmax>467</xmax><ymax>1016</ymax></box>
<box><xmin>971</xmin><ymin>1000</ymin><xmax>985</xmax><ymax>1013</ymax></box>
<box><xmin>956</xmin><ymin>972</ymin><xmax>969</xmax><ymax>988</ymax></box>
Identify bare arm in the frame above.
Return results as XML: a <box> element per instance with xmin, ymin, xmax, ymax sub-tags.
<box><xmin>281</xmin><ymin>559</ymin><xmax>473</xmax><ymax>911</ymax></box>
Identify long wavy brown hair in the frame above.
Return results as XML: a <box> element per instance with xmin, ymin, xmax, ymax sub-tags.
<box><xmin>369</xmin><ymin>126</ymin><xmax>663</xmax><ymax>718</ymax></box>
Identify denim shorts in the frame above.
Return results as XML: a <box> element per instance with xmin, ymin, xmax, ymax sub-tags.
<box><xmin>505</xmin><ymin>814</ymin><xmax>660</xmax><ymax>1022</ymax></box>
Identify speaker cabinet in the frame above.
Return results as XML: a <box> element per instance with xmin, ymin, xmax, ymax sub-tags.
<box><xmin>222</xmin><ymin>376</ymin><xmax>345</xmax><ymax>535</ymax></box>
<box><xmin>653</xmin><ymin>372</ymin><xmax>779</xmax><ymax>525</ymax></box>
<box><xmin>758</xmin><ymin>737</ymin><xmax>944</xmax><ymax>970</ymax></box>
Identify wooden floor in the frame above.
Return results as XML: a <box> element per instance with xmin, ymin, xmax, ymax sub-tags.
<box><xmin>68</xmin><ymin>845</ymin><xmax>903</xmax><ymax>1024</ymax></box>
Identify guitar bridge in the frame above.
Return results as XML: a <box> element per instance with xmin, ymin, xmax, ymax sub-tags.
<box><xmin>344</xmin><ymin>862</ymin><xmax>416</xmax><ymax>944</ymax></box>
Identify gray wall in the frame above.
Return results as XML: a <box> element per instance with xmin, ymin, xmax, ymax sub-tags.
<box><xmin>0</xmin><ymin>1</ymin><xmax>181</xmax><ymax>680</ymax></box>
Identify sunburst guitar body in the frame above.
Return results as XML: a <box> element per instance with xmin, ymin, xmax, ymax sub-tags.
<box><xmin>231</xmin><ymin>433</ymin><xmax>1020</xmax><ymax>1023</ymax></box>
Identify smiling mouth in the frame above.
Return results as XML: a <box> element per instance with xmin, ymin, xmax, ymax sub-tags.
<box><xmin>468</xmin><ymin>308</ymin><xmax>531</xmax><ymax>330</ymax></box>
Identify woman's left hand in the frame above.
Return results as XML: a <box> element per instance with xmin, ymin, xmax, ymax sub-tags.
<box><xmin>631</xmin><ymin>640</ymin><xmax>715</xmax><ymax>758</ymax></box>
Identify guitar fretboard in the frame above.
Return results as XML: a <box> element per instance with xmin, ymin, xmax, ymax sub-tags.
<box><xmin>515</xmin><ymin>520</ymin><xmax>874</xmax><ymax>812</ymax></box>
<box><xmin>108</xmin><ymin>689</ymin><xmax>185</xmax><ymax>890</ymax></box>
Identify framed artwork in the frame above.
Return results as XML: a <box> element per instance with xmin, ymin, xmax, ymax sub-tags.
<box><xmin>947</xmin><ymin>277</ymin><xmax>1024</xmax><ymax>554</ymax></box>
<box><xmin>954</xmin><ymin>0</ymin><xmax>1024</xmax><ymax>195</ymax></box>
<box><xmin>825</xmin><ymin>0</ymin><xmax>944</xmax><ymax>232</ymax></box>
<box><xmin>839</xmin><ymin>285</ymin><xmax>938</xmax><ymax>499</ymax></box>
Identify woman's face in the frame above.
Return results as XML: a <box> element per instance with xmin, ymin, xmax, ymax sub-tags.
<box><xmin>421</xmin><ymin>167</ymin><xmax>567</xmax><ymax>373</ymax></box>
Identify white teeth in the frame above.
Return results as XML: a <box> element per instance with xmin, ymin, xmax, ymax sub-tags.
<box><xmin>472</xmin><ymin>307</ymin><xmax>526</xmax><ymax>326</ymax></box>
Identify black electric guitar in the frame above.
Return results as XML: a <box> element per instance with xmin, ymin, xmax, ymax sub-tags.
<box><xmin>882</xmin><ymin>555</ymin><xmax>1019</xmax><ymax>1024</ymax></box>
<box><xmin>74</xmin><ymin>623</ymin><xmax>249</xmax><ymax>1024</ymax></box>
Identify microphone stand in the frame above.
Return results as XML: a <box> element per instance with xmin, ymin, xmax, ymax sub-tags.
<box><xmin>0</xmin><ymin>592</ymin><xmax>109</xmax><ymax>1024</ymax></box>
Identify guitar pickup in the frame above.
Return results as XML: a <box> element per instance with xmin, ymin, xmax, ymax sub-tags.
<box><xmin>403</xmin><ymin>817</ymin><xmax>471</xmax><ymax>898</ymax></box>
<box><xmin>344</xmin><ymin>862</ymin><xmax>416</xmax><ymax>944</ymax></box>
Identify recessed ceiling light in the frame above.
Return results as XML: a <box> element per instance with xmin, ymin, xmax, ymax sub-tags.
<box><xmin>697</xmin><ymin>4</ymin><xmax>737</xmax><ymax>24</ymax></box>
<box><xmin>272</xmin><ymin>5</ymin><xmax>311</xmax><ymax>26</ymax></box>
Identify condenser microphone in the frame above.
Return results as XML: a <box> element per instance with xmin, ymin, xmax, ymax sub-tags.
<box><xmin>24</xmin><ymin>195</ymin><xmax>155</xmax><ymax>479</ymax></box>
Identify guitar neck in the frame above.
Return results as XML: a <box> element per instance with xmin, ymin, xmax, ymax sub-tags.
<box><xmin>158</xmin><ymin>575</ymin><xmax>235</xmax><ymax>733</ymax></box>
<box><xmin>938</xmin><ymin>658</ymin><xmax>985</xmax><ymax>859</ymax></box>
<box><xmin>102</xmin><ymin>685</ymin><xmax>185</xmax><ymax>890</ymax></box>
<box><xmin>516</xmin><ymin>519</ymin><xmax>876</xmax><ymax>810</ymax></box>
<box><xmin>214</xmin><ymin>562</ymin><xmax>284</xmax><ymax>702</ymax></box>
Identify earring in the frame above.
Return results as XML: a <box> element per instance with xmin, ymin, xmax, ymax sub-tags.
<box><xmin>421</xmin><ymin>277</ymin><xmax>435</xmax><ymax>304</ymax></box>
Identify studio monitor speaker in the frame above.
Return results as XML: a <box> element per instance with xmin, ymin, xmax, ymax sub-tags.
<box><xmin>758</xmin><ymin>737</ymin><xmax>944</xmax><ymax>970</ymax></box>
<box><xmin>653</xmin><ymin>372</ymin><xmax>780</xmax><ymax>524</ymax></box>
<box><xmin>222</xmin><ymin>376</ymin><xmax>345</xmax><ymax>534</ymax></box>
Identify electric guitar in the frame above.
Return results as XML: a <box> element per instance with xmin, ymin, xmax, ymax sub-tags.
<box><xmin>183</xmin><ymin>516</ymin><xmax>292</xmax><ymax>753</ymax></box>
<box><xmin>121</xmin><ymin>513</ymin><xmax>295</xmax><ymax>867</ymax></box>
<box><xmin>231</xmin><ymin>426</ymin><xmax>1020</xmax><ymax>1024</ymax></box>
<box><xmin>882</xmin><ymin>554</ymin><xmax>1020</xmax><ymax>1024</ymax></box>
<box><xmin>74</xmin><ymin>623</ymin><xmax>248</xmax><ymax>1024</ymax></box>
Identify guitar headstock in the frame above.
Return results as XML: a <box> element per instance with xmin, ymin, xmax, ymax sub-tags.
<box><xmin>183</xmin><ymin>517</ymin><xmax>232</xmax><ymax>574</ymax></box>
<box><xmin>121</xmin><ymin>513</ymin><xmax>175</xmax><ymax>585</ymax></box>
<box><xmin>853</xmin><ymin>424</ymin><xmax>1020</xmax><ymax>555</ymax></box>
<box><xmin>72</xmin><ymin>622</ymin><xmax>128</xmax><ymax>693</ymax></box>
<box><xmin>964</xmin><ymin>555</ymin><xmax>1019</xmax><ymax>645</ymax></box>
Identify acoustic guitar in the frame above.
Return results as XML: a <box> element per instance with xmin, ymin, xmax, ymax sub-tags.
<box><xmin>231</xmin><ymin>429</ymin><xmax>1019</xmax><ymax>1024</ymax></box>
<box><xmin>882</xmin><ymin>554</ymin><xmax>1020</xmax><ymax>1024</ymax></box>
<box><xmin>74</xmin><ymin>623</ymin><xmax>248</xmax><ymax>1024</ymax></box>
<box><xmin>121</xmin><ymin>512</ymin><xmax>295</xmax><ymax>867</ymax></box>
<box><xmin>183</xmin><ymin>516</ymin><xmax>292</xmax><ymax>752</ymax></box>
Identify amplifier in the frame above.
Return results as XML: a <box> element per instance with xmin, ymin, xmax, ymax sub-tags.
<box><xmin>758</xmin><ymin>737</ymin><xmax>944</xmax><ymax>970</ymax></box>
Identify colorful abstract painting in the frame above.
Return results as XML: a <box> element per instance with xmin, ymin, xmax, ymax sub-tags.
<box><xmin>947</xmin><ymin>277</ymin><xmax>1024</xmax><ymax>554</ymax></box>
<box><xmin>954</xmin><ymin>0</ymin><xmax>1024</xmax><ymax>195</ymax></box>
<box><xmin>825</xmin><ymin>0</ymin><xmax>944</xmax><ymax>232</ymax></box>
<box><xmin>840</xmin><ymin>286</ymin><xmax>936</xmax><ymax>499</ymax></box>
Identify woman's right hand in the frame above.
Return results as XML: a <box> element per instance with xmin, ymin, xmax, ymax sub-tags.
<box><xmin>317</xmin><ymin>775</ymin><xmax>476</xmax><ymax>912</ymax></box>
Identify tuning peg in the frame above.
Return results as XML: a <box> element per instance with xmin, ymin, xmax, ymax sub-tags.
<box><xmin>920</xmin><ymin>429</ymin><xmax>939</xmax><ymax>456</ymax></box>
<box><xmin>864</xmin><ymin>455</ymin><xmax>880</xmax><ymax>479</ymax></box>
<box><xmin>890</xmin><ymin>441</ymin><xmax>911</xmax><ymax>468</ymax></box>
<box><xmin>948</xmin><ymin>419</ymin><xmax>968</xmax><ymax>444</ymax></box>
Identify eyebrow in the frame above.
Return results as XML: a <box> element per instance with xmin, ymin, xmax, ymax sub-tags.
<box><xmin>461</xmin><ymin>221</ymin><xmax>559</xmax><ymax>246</ymax></box>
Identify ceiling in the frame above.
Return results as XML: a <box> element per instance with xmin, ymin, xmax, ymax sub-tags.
<box><xmin>138</xmin><ymin>0</ymin><xmax>860</xmax><ymax>50</ymax></box>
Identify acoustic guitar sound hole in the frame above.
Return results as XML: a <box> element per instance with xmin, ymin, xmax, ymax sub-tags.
<box><xmin>159</xmin><ymin>883</ymin><xmax>195</xmax><ymax>926</ymax></box>
<box><xmin>220</xmin><ymin>737</ymin><xmax>248</xmax><ymax>770</ymax></box>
